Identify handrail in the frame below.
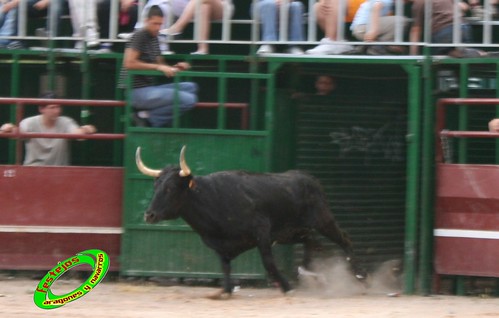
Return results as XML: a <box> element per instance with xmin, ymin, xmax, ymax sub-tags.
<box><xmin>436</xmin><ymin>98</ymin><xmax>499</xmax><ymax>163</ymax></box>
<box><xmin>2</xmin><ymin>0</ymin><xmax>499</xmax><ymax>53</ymax></box>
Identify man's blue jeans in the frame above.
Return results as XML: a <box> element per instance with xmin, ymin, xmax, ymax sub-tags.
<box><xmin>252</xmin><ymin>0</ymin><xmax>304</xmax><ymax>42</ymax></box>
<box><xmin>131</xmin><ymin>82</ymin><xmax>198</xmax><ymax>127</ymax></box>
<box><xmin>0</xmin><ymin>3</ymin><xmax>17</xmax><ymax>47</ymax></box>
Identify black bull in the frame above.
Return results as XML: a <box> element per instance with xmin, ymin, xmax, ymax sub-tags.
<box><xmin>136</xmin><ymin>146</ymin><xmax>364</xmax><ymax>296</ymax></box>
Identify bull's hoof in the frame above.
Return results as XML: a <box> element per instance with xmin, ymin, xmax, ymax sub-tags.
<box><xmin>206</xmin><ymin>289</ymin><xmax>231</xmax><ymax>300</ymax></box>
<box><xmin>284</xmin><ymin>289</ymin><xmax>295</xmax><ymax>297</ymax></box>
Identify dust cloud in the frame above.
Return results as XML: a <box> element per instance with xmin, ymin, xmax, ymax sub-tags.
<box><xmin>297</xmin><ymin>257</ymin><xmax>403</xmax><ymax>297</ymax></box>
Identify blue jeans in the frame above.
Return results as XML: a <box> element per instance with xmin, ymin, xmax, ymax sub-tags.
<box><xmin>432</xmin><ymin>24</ymin><xmax>473</xmax><ymax>55</ymax></box>
<box><xmin>131</xmin><ymin>82</ymin><xmax>198</xmax><ymax>127</ymax></box>
<box><xmin>0</xmin><ymin>3</ymin><xmax>17</xmax><ymax>47</ymax></box>
<box><xmin>252</xmin><ymin>0</ymin><xmax>304</xmax><ymax>42</ymax></box>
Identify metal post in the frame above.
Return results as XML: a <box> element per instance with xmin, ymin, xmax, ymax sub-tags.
<box><xmin>403</xmin><ymin>64</ymin><xmax>422</xmax><ymax>295</ymax></box>
<box><xmin>458</xmin><ymin>64</ymin><xmax>469</xmax><ymax>164</ymax></box>
<box><xmin>216</xmin><ymin>60</ymin><xmax>227</xmax><ymax>130</ymax></box>
<box><xmin>418</xmin><ymin>55</ymin><xmax>436</xmax><ymax>296</ymax></box>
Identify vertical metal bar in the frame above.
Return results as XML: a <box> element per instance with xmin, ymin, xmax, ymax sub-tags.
<box><xmin>458</xmin><ymin>64</ymin><xmax>469</xmax><ymax>164</ymax></box>
<box><xmin>496</xmin><ymin>63</ymin><xmax>499</xmax><ymax>165</ymax></box>
<box><xmin>113</xmin><ymin>57</ymin><xmax>125</xmax><ymax>166</ymax></box>
<box><xmin>394</xmin><ymin>0</ymin><xmax>404</xmax><ymax>43</ymax></box>
<box><xmin>452</xmin><ymin>0</ymin><xmax>461</xmax><ymax>45</ymax></box>
<box><xmin>279</xmin><ymin>0</ymin><xmax>290</xmax><ymax>42</ymax></box>
<box><xmin>336</xmin><ymin>0</ymin><xmax>346</xmax><ymax>41</ymax></box>
<box><xmin>222</xmin><ymin>0</ymin><xmax>231</xmax><ymax>41</ymax></box>
<box><xmin>173</xmin><ymin>76</ymin><xmax>180</xmax><ymax>129</ymax></box>
<box><xmin>251</xmin><ymin>0</ymin><xmax>259</xmax><ymax>47</ymax></box>
<box><xmin>216</xmin><ymin>60</ymin><xmax>227</xmax><ymax>130</ymax></box>
<box><xmin>403</xmin><ymin>64</ymin><xmax>422</xmax><ymax>295</ymax></box>
<box><xmin>194</xmin><ymin>0</ymin><xmax>201</xmax><ymax>43</ymax></box>
<box><xmin>110</xmin><ymin>0</ymin><xmax>120</xmax><ymax>40</ymax></box>
<box><xmin>307</xmin><ymin>0</ymin><xmax>317</xmax><ymax>42</ymax></box>
<box><xmin>18</xmin><ymin>0</ymin><xmax>27</xmax><ymax>37</ymax></box>
<box><xmin>265</xmin><ymin>61</ymin><xmax>278</xmax><ymax>171</ymax></box>
<box><xmin>483</xmin><ymin>0</ymin><xmax>492</xmax><ymax>44</ymax></box>
<box><xmin>15</xmin><ymin>103</ymin><xmax>24</xmax><ymax>165</ymax></box>
<box><xmin>418</xmin><ymin>56</ymin><xmax>436</xmax><ymax>296</ymax></box>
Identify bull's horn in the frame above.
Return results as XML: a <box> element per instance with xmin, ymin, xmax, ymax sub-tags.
<box><xmin>135</xmin><ymin>147</ymin><xmax>161</xmax><ymax>177</ymax></box>
<box><xmin>179</xmin><ymin>145</ymin><xmax>191</xmax><ymax>177</ymax></box>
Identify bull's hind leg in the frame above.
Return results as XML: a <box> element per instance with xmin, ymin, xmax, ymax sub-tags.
<box><xmin>315</xmin><ymin>219</ymin><xmax>353</xmax><ymax>255</ymax></box>
<box><xmin>256</xmin><ymin>242</ymin><xmax>292</xmax><ymax>294</ymax></box>
<box><xmin>316</xmin><ymin>219</ymin><xmax>367</xmax><ymax>280</ymax></box>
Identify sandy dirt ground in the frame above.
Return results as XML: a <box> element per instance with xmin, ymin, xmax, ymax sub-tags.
<box><xmin>1</xmin><ymin>273</ymin><xmax>498</xmax><ymax>318</ymax></box>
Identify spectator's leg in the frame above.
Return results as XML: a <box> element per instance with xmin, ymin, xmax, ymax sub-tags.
<box><xmin>68</xmin><ymin>0</ymin><xmax>100</xmax><ymax>47</ymax></box>
<box><xmin>0</xmin><ymin>6</ymin><xmax>17</xmax><ymax>47</ymax></box>
<box><xmin>131</xmin><ymin>83</ymin><xmax>198</xmax><ymax>127</ymax></box>
<box><xmin>256</xmin><ymin>0</ymin><xmax>278</xmax><ymax>42</ymax></box>
<box><xmin>288</xmin><ymin>1</ymin><xmax>304</xmax><ymax>41</ymax></box>
<box><xmin>167</xmin><ymin>0</ymin><xmax>226</xmax><ymax>53</ymax></box>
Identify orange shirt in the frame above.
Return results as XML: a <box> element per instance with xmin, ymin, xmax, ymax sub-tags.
<box><xmin>346</xmin><ymin>0</ymin><xmax>366</xmax><ymax>23</ymax></box>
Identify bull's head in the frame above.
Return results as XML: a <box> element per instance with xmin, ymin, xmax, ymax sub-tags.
<box><xmin>136</xmin><ymin>146</ymin><xmax>192</xmax><ymax>223</ymax></box>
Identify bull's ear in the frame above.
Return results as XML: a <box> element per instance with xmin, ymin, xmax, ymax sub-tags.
<box><xmin>188</xmin><ymin>179</ymin><xmax>196</xmax><ymax>189</ymax></box>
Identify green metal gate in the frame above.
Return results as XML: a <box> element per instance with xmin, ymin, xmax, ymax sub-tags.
<box><xmin>120</xmin><ymin>61</ymin><xmax>294</xmax><ymax>280</ymax></box>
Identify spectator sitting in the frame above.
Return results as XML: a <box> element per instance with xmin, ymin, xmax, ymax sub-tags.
<box><xmin>306</xmin><ymin>0</ymin><xmax>365</xmax><ymax>55</ymax></box>
<box><xmin>120</xmin><ymin>5</ymin><xmax>198</xmax><ymax>127</ymax></box>
<box><xmin>409</xmin><ymin>0</ymin><xmax>489</xmax><ymax>57</ymax></box>
<box><xmin>159</xmin><ymin>0</ymin><xmax>234</xmax><ymax>54</ymax></box>
<box><xmin>0</xmin><ymin>0</ymin><xmax>23</xmax><ymax>49</ymax></box>
<box><xmin>118</xmin><ymin>0</ymin><xmax>190</xmax><ymax>54</ymax></box>
<box><xmin>350</xmin><ymin>0</ymin><xmax>410</xmax><ymax>55</ymax></box>
<box><xmin>98</xmin><ymin>0</ymin><xmax>139</xmax><ymax>52</ymax></box>
<box><xmin>0</xmin><ymin>92</ymin><xmax>97</xmax><ymax>166</ymax></box>
<box><xmin>253</xmin><ymin>0</ymin><xmax>305</xmax><ymax>55</ymax></box>
<box><xmin>67</xmin><ymin>0</ymin><xmax>101</xmax><ymax>49</ymax></box>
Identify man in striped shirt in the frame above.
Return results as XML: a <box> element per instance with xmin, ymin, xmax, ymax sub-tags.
<box><xmin>122</xmin><ymin>5</ymin><xmax>198</xmax><ymax>127</ymax></box>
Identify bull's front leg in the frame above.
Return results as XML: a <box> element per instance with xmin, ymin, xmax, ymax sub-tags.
<box><xmin>207</xmin><ymin>256</ymin><xmax>233</xmax><ymax>300</ymax></box>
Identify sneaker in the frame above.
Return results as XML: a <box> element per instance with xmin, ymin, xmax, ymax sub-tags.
<box><xmin>118</xmin><ymin>33</ymin><xmax>133</xmax><ymax>40</ymax></box>
<box><xmin>305</xmin><ymin>38</ymin><xmax>335</xmax><ymax>55</ymax></box>
<box><xmin>97</xmin><ymin>43</ymin><xmax>113</xmax><ymax>53</ymax></box>
<box><xmin>286</xmin><ymin>46</ymin><xmax>304</xmax><ymax>55</ymax></box>
<box><xmin>6</xmin><ymin>41</ymin><xmax>25</xmax><ymax>50</ymax></box>
<box><xmin>85</xmin><ymin>27</ymin><xmax>100</xmax><ymax>48</ymax></box>
<box><xmin>190</xmin><ymin>50</ymin><xmax>207</xmax><ymax>55</ymax></box>
<box><xmin>132</xmin><ymin>112</ymin><xmax>150</xmax><ymax>127</ymax></box>
<box><xmin>257</xmin><ymin>44</ymin><xmax>274</xmax><ymax>54</ymax></box>
<box><xmin>159</xmin><ymin>28</ymin><xmax>181</xmax><ymax>36</ymax></box>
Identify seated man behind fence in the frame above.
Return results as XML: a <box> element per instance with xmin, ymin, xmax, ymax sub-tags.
<box><xmin>121</xmin><ymin>5</ymin><xmax>198</xmax><ymax>127</ymax></box>
<box><xmin>0</xmin><ymin>92</ymin><xmax>97</xmax><ymax>166</ymax></box>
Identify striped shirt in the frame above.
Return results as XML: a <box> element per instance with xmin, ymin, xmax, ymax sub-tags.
<box><xmin>119</xmin><ymin>28</ymin><xmax>161</xmax><ymax>89</ymax></box>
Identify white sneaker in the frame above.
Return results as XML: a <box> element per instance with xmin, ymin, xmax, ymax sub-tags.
<box><xmin>257</xmin><ymin>44</ymin><xmax>274</xmax><ymax>54</ymax></box>
<box><xmin>118</xmin><ymin>33</ymin><xmax>133</xmax><ymax>40</ymax></box>
<box><xmin>85</xmin><ymin>27</ymin><xmax>100</xmax><ymax>48</ymax></box>
<box><xmin>286</xmin><ymin>46</ymin><xmax>304</xmax><ymax>55</ymax></box>
<box><xmin>306</xmin><ymin>38</ymin><xmax>335</xmax><ymax>55</ymax></box>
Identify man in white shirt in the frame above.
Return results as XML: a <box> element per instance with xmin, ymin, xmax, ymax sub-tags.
<box><xmin>0</xmin><ymin>93</ymin><xmax>96</xmax><ymax>166</ymax></box>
